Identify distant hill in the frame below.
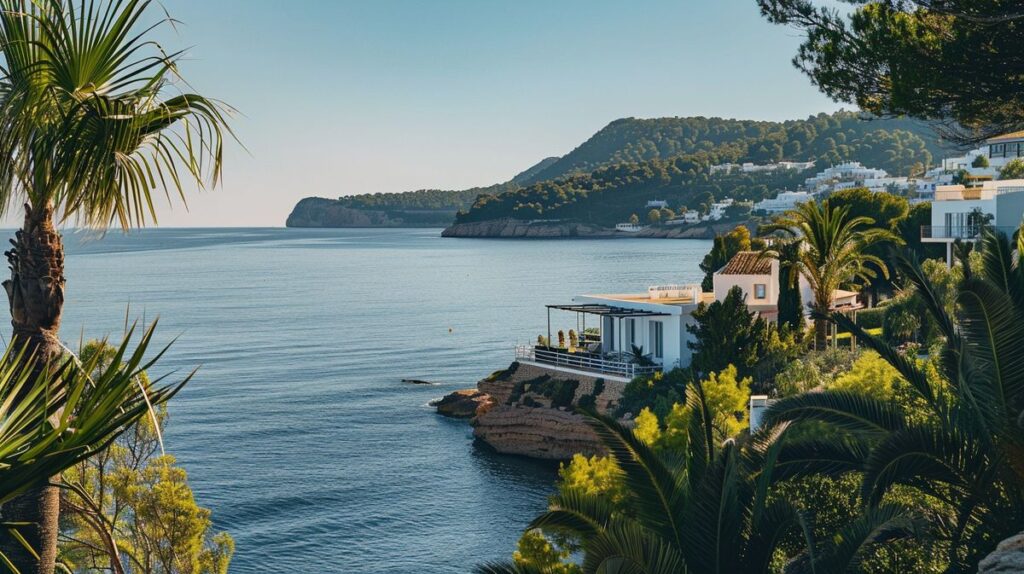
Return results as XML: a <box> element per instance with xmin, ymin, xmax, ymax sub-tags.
<box><xmin>451</xmin><ymin>111</ymin><xmax>953</xmax><ymax>228</ymax></box>
<box><xmin>520</xmin><ymin>112</ymin><xmax>951</xmax><ymax>184</ymax></box>
<box><xmin>287</xmin><ymin>110</ymin><xmax>953</xmax><ymax>229</ymax></box>
<box><xmin>511</xmin><ymin>157</ymin><xmax>559</xmax><ymax>185</ymax></box>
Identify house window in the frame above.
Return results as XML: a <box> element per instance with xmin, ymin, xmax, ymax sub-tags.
<box><xmin>991</xmin><ymin>143</ymin><xmax>1006</xmax><ymax>158</ymax></box>
<box><xmin>650</xmin><ymin>321</ymin><xmax>664</xmax><ymax>359</ymax></box>
<box><xmin>627</xmin><ymin>319</ymin><xmax>636</xmax><ymax>346</ymax></box>
<box><xmin>754</xmin><ymin>284</ymin><xmax>767</xmax><ymax>299</ymax></box>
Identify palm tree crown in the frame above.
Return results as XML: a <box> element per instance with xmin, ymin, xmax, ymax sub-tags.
<box><xmin>0</xmin><ymin>0</ymin><xmax>231</xmax><ymax>228</ymax></box>
<box><xmin>762</xmin><ymin>200</ymin><xmax>897</xmax><ymax>347</ymax></box>
<box><xmin>764</xmin><ymin>227</ymin><xmax>1024</xmax><ymax>571</ymax></box>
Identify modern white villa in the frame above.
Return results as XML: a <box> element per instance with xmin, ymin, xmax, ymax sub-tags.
<box><xmin>516</xmin><ymin>251</ymin><xmax>861</xmax><ymax>382</ymax></box>
<box><xmin>754</xmin><ymin>190</ymin><xmax>817</xmax><ymax>214</ymax></box>
<box><xmin>922</xmin><ymin>178</ymin><xmax>1024</xmax><ymax>264</ymax></box>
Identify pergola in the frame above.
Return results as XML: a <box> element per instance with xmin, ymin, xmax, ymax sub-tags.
<box><xmin>544</xmin><ymin>303</ymin><xmax>670</xmax><ymax>353</ymax></box>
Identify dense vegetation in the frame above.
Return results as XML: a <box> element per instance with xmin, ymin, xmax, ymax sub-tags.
<box><xmin>334</xmin><ymin>184</ymin><xmax>516</xmax><ymax>212</ymax></box>
<box><xmin>522</xmin><ymin>112</ymin><xmax>946</xmax><ymax>185</ymax></box>
<box><xmin>0</xmin><ymin>1</ymin><xmax>231</xmax><ymax>571</ymax></box>
<box><xmin>487</xmin><ymin>214</ymin><xmax>1024</xmax><ymax>573</ymax></box>
<box><xmin>456</xmin><ymin>112</ymin><xmax>947</xmax><ymax>226</ymax></box>
<box><xmin>759</xmin><ymin>1</ymin><xmax>1024</xmax><ymax>143</ymax></box>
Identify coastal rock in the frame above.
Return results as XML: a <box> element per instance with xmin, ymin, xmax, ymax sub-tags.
<box><xmin>635</xmin><ymin>220</ymin><xmax>752</xmax><ymax>239</ymax></box>
<box><xmin>441</xmin><ymin>218</ymin><xmax>619</xmax><ymax>239</ymax></box>
<box><xmin>441</xmin><ymin>217</ymin><xmax>758</xmax><ymax>239</ymax></box>
<box><xmin>979</xmin><ymin>532</ymin><xmax>1024</xmax><ymax>573</ymax></box>
<box><xmin>435</xmin><ymin>389</ymin><xmax>495</xmax><ymax>418</ymax></box>
<box><xmin>286</xmin><ymin>197</ymin><xmax>394</xmax><ymax>227</ymax></box>
<box><xmin>444</xmin><ymin>361</ymin><xmax>629</xmax><ymax>459</ymax></box>
<box><xmin>472</xmin><ymin>405</ymin><xmax>604</xmax><ymax>459</ymax></box>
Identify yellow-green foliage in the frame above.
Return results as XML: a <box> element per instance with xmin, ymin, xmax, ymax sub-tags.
<box><xmin>831</xmin><ymin>351</ymin><xmax>903</xmax><ymax>400</ymax></box>
<box><xmin>700</xmin><ymin>365</ymin><xmax>751</xmax><ymax>440</ymax></box>
<box><xmin>61</xmin><ymin>341</ymin><xmax>233</xmax><ymax>574</ymax></box>
<box><xmin>558</xmin><ymin>453</ymin><xmax>626</xmax><ymax>503</ymax></box>
<box><xmin>513</xmin><ymin>530</ymin><xmax>581</xmax><ymax>574</ymax></box>
<box><xmin>632</xmin><ymin>408</ymin><xmax>661</xmax><ymax>445</ymax></box>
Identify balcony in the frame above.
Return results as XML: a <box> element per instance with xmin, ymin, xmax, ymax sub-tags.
<box><xmin>920</xmin><ymin>225</ymin><xmax>983</xmax><ymax>240</ymax></box>
<box><xmin>921</xmin><ymin>225</ymin><xmax>1019</xmax><ymax>240</ymax></box>
<box><xmin>515</xmin><ymin>345</ymin><xmax>661</xmax><ymax>381</ymax></box>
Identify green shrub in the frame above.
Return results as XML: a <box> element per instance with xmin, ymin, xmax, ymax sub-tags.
<box><xmin>577</xmin><ymin>394</ymin><xmax>596</xmax><ymax>410</ymax></box>
<box><xmin>615</xmin><ymin>368</ymin><xmax>690</xmax><ymax>420</ymax></box>
<box><xmin>855</xmin><ymin>306</ymin><xmax>885</xmax><ymax>330</ymax></box>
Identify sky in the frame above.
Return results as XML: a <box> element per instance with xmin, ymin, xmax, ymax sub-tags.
<box><xmin>50</xmin><ymin>0</ymin><xmax>846</xmax><ymax>228</ymax></box>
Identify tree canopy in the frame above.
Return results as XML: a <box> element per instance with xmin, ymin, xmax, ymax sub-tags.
<box><xmin>758</xmin><ymin>0</ymin><xmax>1024</xmax><ymax>143</ymax></box>
<box><xmin>455</xmin><ymin>112</ymin><xmax>946</xmax><ymax>225</ymax></box>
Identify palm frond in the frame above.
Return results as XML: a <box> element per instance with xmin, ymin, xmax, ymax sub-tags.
<box><xmin>0</xmin><ymin>321</ymin><xmax>188</xmax><ymax>504</ymax></box>
<box><xmin>0</xmin><ymin>0</ymin><xmax>235</xmax><ymax>228</ymax></box>
<box><xmin>582</xmin><ymin>413</ymin><xmax>688</xmax><ymax>552</ymax></box>
<box><xmin>762</xmin><ymin>390</ymin><xmax>906</xmax><ymax>437</ymax></box>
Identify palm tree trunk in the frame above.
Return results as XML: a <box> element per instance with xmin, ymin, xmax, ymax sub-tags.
<box><xmin>813</xmin><ymin>301</ymin><xmax>829</xmax><ymax>351</ymax></box>
<box><xmin>0</xmin><ymin>203</ymin><xmax>65</xmax><ymax>574</ymax></box>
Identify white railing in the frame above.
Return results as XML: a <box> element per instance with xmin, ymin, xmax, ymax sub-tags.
<box><xmin>515</xmin><ymin>345</ymin><xmax>661</xmax><ymax>379</ymax></box>
<box><xmin>648</xmin><ymin>283</ymin><xmax>702</xmax><ymax>301</ymax></box>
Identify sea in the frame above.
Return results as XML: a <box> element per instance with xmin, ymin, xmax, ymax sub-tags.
<box><xmin>56</xmin><ymin>227</ymin><xmax>710</xmax><ymax>573</ymax></box>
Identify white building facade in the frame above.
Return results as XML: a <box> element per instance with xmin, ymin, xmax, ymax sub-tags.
<box><xmin>922</xmin><ymin>178</ymin><xmax>1024</xmax><ymax>264</ymax></box>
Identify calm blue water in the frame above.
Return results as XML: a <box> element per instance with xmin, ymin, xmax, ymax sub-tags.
<box><xmin>54</xmin><ymin>228</ymin><xmax>709</xmax><ymax>573</ymax></box>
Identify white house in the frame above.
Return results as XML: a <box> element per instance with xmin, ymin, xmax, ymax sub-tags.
<box><xmin>711</xmin><ymin>251</ymin><xmax>860</xmax><ymax>322</ymax></box>
<box><xmin>615</xmin><ymin>222</ymin><xmax>646</xmax><ymax>233</ymax></box>
<box><xmin>710</xmin><ymin>163</ymin><xmax>740</xmax><ymax>175</ymax></box>
<box><xmin>517</xmin><ymin>286</ymin><xmax>708</xmax><ymax>382</ymax></box>
<box><xmin>984</xmin><ymin>131</ymin><xmax>1024</xmax><ymax>168</ymax></box>
<box><xmin>922</xmin><ymin>178</ymin><xmax>1024</xmax><ymax>264</ymax></box>
<box><xmin>516</xmin><ymin>251</ymin><xmax>861</xmax><ymax>382</ymax></box>
<box><xmin>754</xmin><ymin>190</ymin><xmax>815</xmax><ymax>214</ymax></box>
<box><xmin>704</xmin><ymin>198</ymin><xmax>734</xmax><ymax>221</ymax></box>
<box><xmin>804</xmin><ymin>162</ymin><xmax>889</xmax><ymax>194</ymax></box>
<box><xmin>939</xmin><ymin>132</ymin><xmax>1024</xmax><ymax>173</ymax></box>
<box><xmin>682</xmin><ymin>211</ymin><xmax>702</xmax><ymax>224</ymax></box>
<box><xmin>646</xmin><ymin>199</ymin><xmax>669</xmax><ymax>209</ymax></box>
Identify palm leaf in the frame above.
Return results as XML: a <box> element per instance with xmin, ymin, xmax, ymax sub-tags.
<box><xmin>762</xmin><ymin>390</ymin><xmax>906</xmax><ymax>437</ymax></box>
<box><xmin>582</xmin><ymin>413</ymin><xmax>688</xmax><ymax>552</ymax></box>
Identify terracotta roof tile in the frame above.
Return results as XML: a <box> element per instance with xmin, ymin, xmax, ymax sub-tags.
<box><xmin>719</xmin><ymin>251</ymin><xmax>772</xmax><ymax>275</ymax></box>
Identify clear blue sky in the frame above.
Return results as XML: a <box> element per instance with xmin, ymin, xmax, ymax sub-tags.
<box><xmin>116</xmin><ymin>0</ymin><xmax>844</xmax><ymax>227</ymax></box>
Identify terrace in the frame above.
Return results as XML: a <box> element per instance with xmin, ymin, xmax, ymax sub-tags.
<box><xmin>514</xmin><ymin>302</ymin><xmax>675</xmax><ymax>382</ymax></box>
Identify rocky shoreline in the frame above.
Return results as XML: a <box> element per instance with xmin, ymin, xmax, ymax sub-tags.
<box><xmin>441</xmin><ymin>217</ymin><xmax>752</xmax><ymax>239</ymax></box>
<box><xmin>435</xmin><ymin>362</ymin><xmax>630</xmax><ymax>460</ymax></box>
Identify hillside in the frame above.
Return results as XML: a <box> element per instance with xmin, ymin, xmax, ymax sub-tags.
<box><xmin>287</xmin><ymin>110</ymin><xmax>952</xmax><ymax>229</ymax></box>
<box><xmin>520</xmin><ymin>111</ymin><xmax>950</xmax><ymax>184</ymax></box>
<box><xmin>452</xmin><ymin>111</ymin><xmax>951</xmax><ymax>228</ymax></box>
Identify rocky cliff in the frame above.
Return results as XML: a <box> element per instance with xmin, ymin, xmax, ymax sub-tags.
<box><xmin>286</xmin><ymin>197</ymin><xmax>458</xmax><ymax>228</ymax></box>
<box><xmin>441</xmin><ymin>218</ymin><xmax>755</xmax><ymax>239</ymax></box>
<box><xmin>441</xmin><ymin>218</ymin><xmax>619</xmax><ymax>239</ymax></box>
<box><xmin>436</xmin><ymin>362</ymin><xmax>629</xmax><ymax>460</ymax></box>
<box><xmin>286</xmin><ymin>197</ymin><xmax>395</xmax><ymax>227</ymax></box>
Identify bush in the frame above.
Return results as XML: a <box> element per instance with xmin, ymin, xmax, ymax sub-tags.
<box><xmin>855</xmin><ymin>306</ymin><xmax>886</xmax><ymax>330</ymax></box>
<box><xmin>615</xmin><ymin>368</ymin><xmax>690</xmax><ymax>420</ymax></box>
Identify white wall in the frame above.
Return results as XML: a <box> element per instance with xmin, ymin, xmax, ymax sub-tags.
<box><xmin>712</xmin><ymin>260</ymin><xmax>779</xmax><ymax>306</ymax></box>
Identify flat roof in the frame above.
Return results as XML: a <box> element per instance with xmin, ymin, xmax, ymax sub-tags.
<box><xmin>546</xmin><ymin>303</ymin><xmax>671</xmax><ymax>318</ymax></box>
<box><xmin>988</xmin><ymin>131</ymin><xmax>1024</xmax><ymax>143</ymax></box>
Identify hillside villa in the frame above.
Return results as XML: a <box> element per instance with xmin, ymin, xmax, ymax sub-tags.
<box><xmin>515</xmin><ymin>251</ymin><xmax>860</xmax><ymax>382</ymax></box>
<box><xmin>922</xmin><ymin>178</ymin><xmax>1024</xmax><ymax>264</ymax></box>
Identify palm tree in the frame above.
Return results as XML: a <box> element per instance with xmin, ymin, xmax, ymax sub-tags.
<box><xmin>0</xmin><ymin>1</ymin><xmax>229</xmax><ymax>571</ymax></box>
<box><xmin>478</xmin><ymin>387</ymin><xmax>916</xmax><ymax>573</ymax></box>
<box><xmin>762</xmin><ymin>227</ymin><xmax>1024</xmax><ymax>571</ymax></box>
<box><xmin>0</xmin><ymin>323</ymin><xmax>188</xmax><ymax>570</ymax></box>
<box><xmin>762</xmin><ymin>200</ymin><xmax>897</xmax><ymax>349</ymax></box>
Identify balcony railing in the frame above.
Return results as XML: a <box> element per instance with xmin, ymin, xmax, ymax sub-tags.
<box><xmin>920</xmin><ymin>225</ymin><xmax>983</xmax><ymax>240</ymax></box>
<box><xmin>515</xmin><ymin>345</ymin><xmax>661</xmax><ymax>379</ymax></box>
<box><xmin>921</xmin><ymin>225</ymin><xmax>1019</xmax><ymax>240</ymax></box>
